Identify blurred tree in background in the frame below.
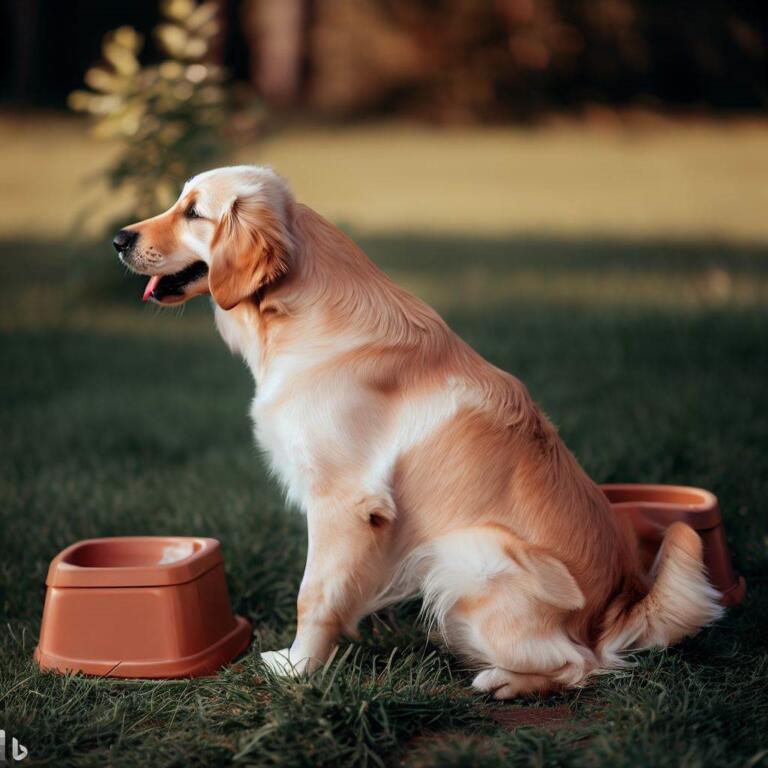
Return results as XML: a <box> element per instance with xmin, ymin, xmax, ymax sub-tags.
<box><xmin>3</xmin><ymin>0</ymin><xmax>764</xmax><ymax>122</ymax></box>
<box><xmin>295</xmin><ymin>0</ymin><xmax>767</xmax><ymax>120</ymax></box>
<box><xmin>68</xmin><ymin>0</ymin><xmax>231</xmax><ymax>217</ymax></box>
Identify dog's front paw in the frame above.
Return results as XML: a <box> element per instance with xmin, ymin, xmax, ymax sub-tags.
<box><xmin>260</xmin><ymin>648</ymin><xmax>307</xmax><ymax>677</ymax></box>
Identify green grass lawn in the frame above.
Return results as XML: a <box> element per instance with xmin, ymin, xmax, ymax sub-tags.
<box><xmin>1</xmin><ymin>234</ymin><xmax>767</xmax><ymax>767</ymax></box>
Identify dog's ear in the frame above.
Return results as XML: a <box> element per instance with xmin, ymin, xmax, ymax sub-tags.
<box><xmin>523</xmin><ymin>550</ymin><xmax>585</xmax><ymax>611</ymax></box>
<box><xmin>209</xmin><ymin>194</ymin><xmax>291</xmax><ymax>310</ymax></box>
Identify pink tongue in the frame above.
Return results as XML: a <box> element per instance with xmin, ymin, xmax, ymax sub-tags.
<box><xmin>143</xmin><ymin>276</ymin><xmax>161</xmax><ymax>302</ymax></box>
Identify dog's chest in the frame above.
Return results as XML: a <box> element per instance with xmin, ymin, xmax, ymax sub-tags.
<box><xmin>215</xmin><ymin>309</ymin><xmax>363</xmax><ymax>508</ymax></box>
<box><xmin>250</xmin><ymin>391</ymin><xmax>316</xmax><ymax>507</ymax></box>
<box><xmin>249</xmin><ymin>357</ymin><xmax>357</xmax><ymax>509</ymax></box>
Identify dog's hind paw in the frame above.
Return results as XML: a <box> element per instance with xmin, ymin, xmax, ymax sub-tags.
<box><xmin>260</xmin><ymin>648</ymin><xmax>306</xmax><ymax>677</ymax></box>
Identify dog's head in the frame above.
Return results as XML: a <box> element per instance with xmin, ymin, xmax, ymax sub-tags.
<box><xmin>113</xmin><ymin>165</ymin><xmax>294</xmax><ymax>310</ymax></box>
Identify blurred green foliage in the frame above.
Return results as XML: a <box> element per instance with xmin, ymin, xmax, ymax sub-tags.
<box><xmin>69</xmin><ymin>0</ymin><xmax>229</xmax><ymax>217</ymax></box>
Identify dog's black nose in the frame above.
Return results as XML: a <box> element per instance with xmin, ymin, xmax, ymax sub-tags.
<box><xmin>112</xmin><ymin>229</ymin><xmax>137</xmax><ymax>253</ymax></box>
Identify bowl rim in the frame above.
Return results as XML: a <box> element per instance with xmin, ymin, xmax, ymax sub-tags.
<box><xmin>600</xmin><ymin>483</ymin><xmax>721</xmax><ymax>529</ymax></box>
<box><xmin>46</xmin><ymin>536</ymin><xmax>223</xmax><ymax>588</ymax></box>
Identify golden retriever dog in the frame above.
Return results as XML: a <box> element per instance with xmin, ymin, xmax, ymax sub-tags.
<box><xmin>114</xmin><ymin>165</ymin><xmax>722</xmax><ymax>697</ymax></box>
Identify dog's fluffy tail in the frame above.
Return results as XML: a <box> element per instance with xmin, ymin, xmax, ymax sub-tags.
<box><xmin>597</xmin><ymin>522</ymin><xmax>724</xmax><ymax>667</ymax></box>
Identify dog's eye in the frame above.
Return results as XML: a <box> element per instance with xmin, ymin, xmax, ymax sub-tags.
<box><xmin>185</xmin><ymin>205</ymin><xmax>199</xmax><ymax>219</ymax></box>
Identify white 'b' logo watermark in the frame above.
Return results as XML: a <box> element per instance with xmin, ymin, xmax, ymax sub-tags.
<box><xmin>0</xmin><ymin>731</ymin><xmax>28</xmax><ymax>762</ymax></box>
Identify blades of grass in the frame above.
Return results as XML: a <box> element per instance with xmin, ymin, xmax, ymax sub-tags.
<box><xmin>321</xmin><ymin>644</ymin><xmax>353</xmax><ymax>700</ymax></box>
<box><xmin>232</xmin><ymin>723</ymin><xmax>281</xmax><ymax>762</ymax></box>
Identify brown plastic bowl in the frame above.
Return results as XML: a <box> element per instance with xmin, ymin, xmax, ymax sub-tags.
<box><xmin>34</xmin><ymin>537</ymin><xmax>252</xmax><ymax>678</ymax></box>
<box><xmin>601</xmin><ymin>484</ymin><xmax>745</xmax><ymax>607</ymax></box>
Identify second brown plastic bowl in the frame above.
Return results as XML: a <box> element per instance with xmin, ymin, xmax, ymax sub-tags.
<box><xmin>601</xmin><ymin>483</ymin><xmax>745</xmax><ymax>607</ymax></box>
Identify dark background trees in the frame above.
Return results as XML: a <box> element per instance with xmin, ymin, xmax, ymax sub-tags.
<box><xmin>2</xmin><ymin>0</ymin><xmax>766</xmax><ymax>120</ymax></box>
